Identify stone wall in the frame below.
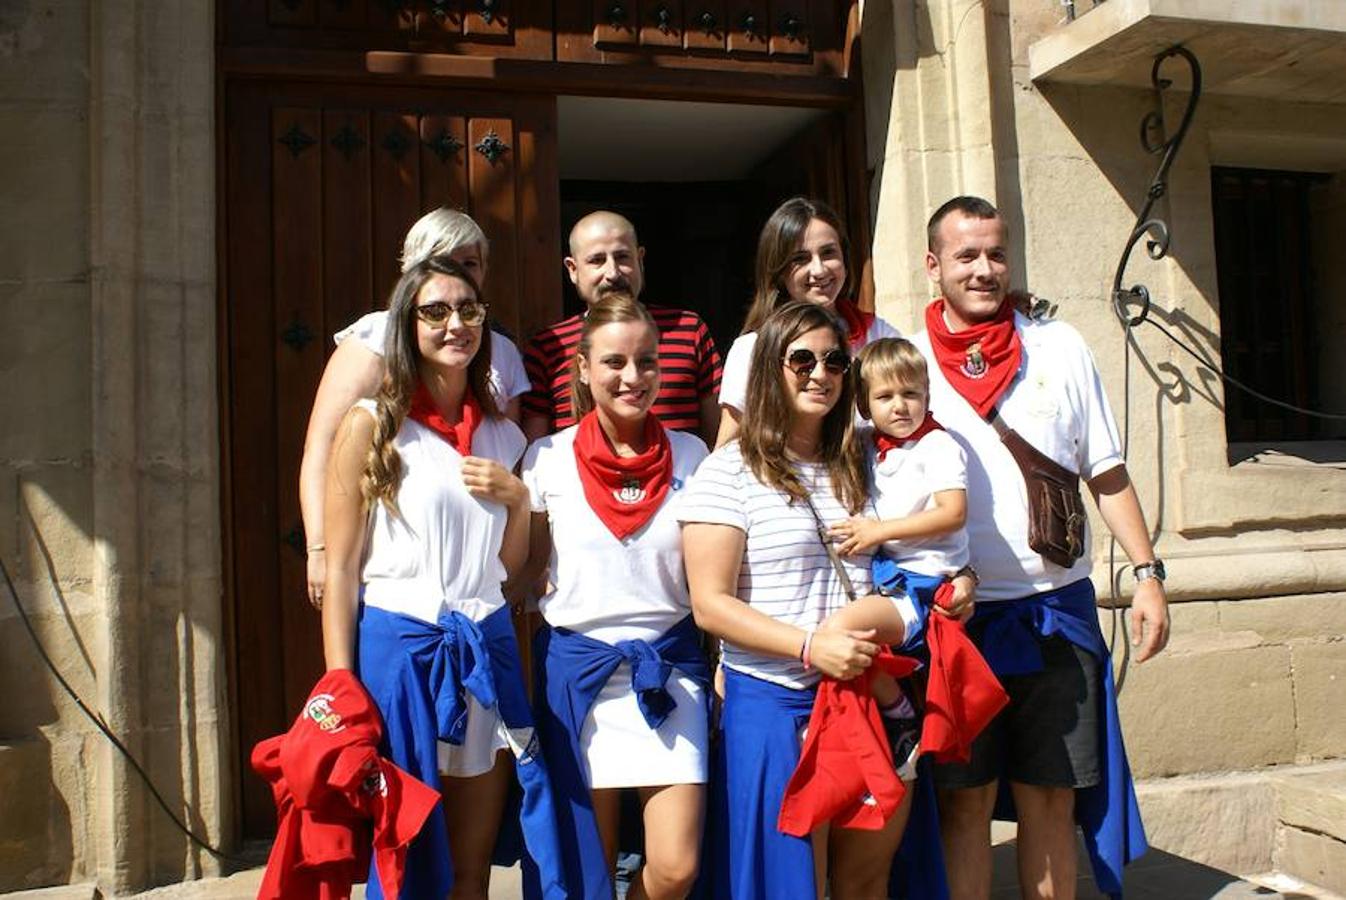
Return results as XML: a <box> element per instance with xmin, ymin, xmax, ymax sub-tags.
<box><xmin>0</xmin><ymin>0</ymin><xmax>224</xmax><ymax>893</ymax></box>
<box><xmin>862</xmin><ymin>0</ymin><xmax>1345</xmax><ymax>782</ymax></box>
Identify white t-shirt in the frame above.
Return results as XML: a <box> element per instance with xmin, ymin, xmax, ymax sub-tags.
<box><xmin>335</xmin><ymin>310</ymin><xmax>529</xmax><ymax>406</ymax></box>
<box><xmin>522</xmin><ymin>425</ymin><xmax>709</xmax><ymax>644</ymax></box>
<box><xmin>677</xmin><ymin>441</ymin><xmax>873</xmax><ymax>689</ymax></box>
<box><xmin>356</xmin><ymin>400</ymin><xmax>527</xmax><ymax>623</ymax></box>
<box><xmin>867</xmin><ymin>426</ymin><xmax>969</xmax><ymax>576</ymax></box>
<box><xmin>718</xmin><ymin>314</ymin><xmax>901</xmax><ymax>413</ymax></box>
<box><xmin>912</xmin><ymin>313</ymin><xmax>1124</xmax><ymax>601</ymax></box>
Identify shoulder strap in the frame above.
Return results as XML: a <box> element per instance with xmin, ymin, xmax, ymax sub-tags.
<box><xmin>802</xmin><ymin>493</ymin><xmax>859</xmax><ymax>604</ymax></box>
<box><xmin>986</xmin><ymin>405</ymin><xmax>1012</xmax><ymax>437</ymax></box>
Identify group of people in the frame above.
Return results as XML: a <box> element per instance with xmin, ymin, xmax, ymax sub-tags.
<box><xmin>287</xmin><ymin>193</ymin><xmax>1170</xmax><ymax>900</ymax></box>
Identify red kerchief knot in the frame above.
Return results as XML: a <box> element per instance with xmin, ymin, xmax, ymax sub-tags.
<box><xmin>924</xmin><ymin>298</ymin><xmax>1022</xmax><ymax>418</ymax></box>
<box><xmin>778</xmin><ymin>651</ymin><xmax>922</xmax><ymax>837</ymax></box>
<box><xmin>573</xmin><ymin>410</ymin><xmax>673</xmax><ymax>540</ymax></box>
<box><xmin>874</xmin><ymin>413</ymin><xmax>946</xmax><ymax>463</ymax></box>
<box><xmin>253</xmin><ymin>670</ymin><xmax>440</xmax><ymax>900</ymax></box>
<box><xmin>920</xmin><ymin>582</ymin><xmax>1009</xmax><ymax>764</ymax></box>
<box><xmin>835</xmin><ymin>298</ymin><xmax>875</xmax><ymax>351</ymax></box>
<box><xmin>408</xmin><ymin>382</ymin><xmax>481</xmax><ymax>455</ymax></box>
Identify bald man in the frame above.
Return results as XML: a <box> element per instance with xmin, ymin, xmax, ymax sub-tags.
<box><xmin>522</xmin><ymin>211</ymin><xmax>723</xmax><ymax>444</ymax></box>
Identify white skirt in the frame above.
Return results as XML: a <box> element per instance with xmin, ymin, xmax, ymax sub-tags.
<box><xmin>438</xmin><ymin>693</ymin><xmax>510</xmax><ymax>778</ymax></box>
<box><xmin>581</xmin><ymin>662</ymin><xmax>709</xmax><ymax>789</ymax></box>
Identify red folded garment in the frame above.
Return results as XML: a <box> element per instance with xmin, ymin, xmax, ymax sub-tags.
<box><xmin>252</xmin><ymin>669</ymin><xmax>441</xmax><ymax>900</ymax></box>
<box><xmin>921</xmin><ymin>582</ymin><xmax>1009</xmax><ymax>764</ymax></box>
<box><xmin>778</xmin><ymin>651</ymin><xmax>921</xmax><ymax>837</ymax></box>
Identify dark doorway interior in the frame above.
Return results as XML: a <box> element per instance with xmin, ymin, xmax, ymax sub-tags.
<box><xmin>560</xmin><ymin>180</ymin><xmax>776</xmax><ymax>351</ymax></box>
<box><xmin>555</xmin><ymin>96</ymin><xmax>871</xmax><ymax>357</ymax></box>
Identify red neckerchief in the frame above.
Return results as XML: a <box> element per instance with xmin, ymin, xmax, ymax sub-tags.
<box><xmin>835</xmin><ymin>297</ymin><xmax>875</xmax><ymax>351</ymax></box>
<box><xmin>923</xmin><ymin>298</ymin><xmax>1022</xmax><ymax>417</ymax></box>
<box><xmin>573</xmin><ymin>411</ymin><xmax>673</xmax><ymax>540</ymax></box>
<box><xmin>407</xmin><ymin>383</ymin><xmax>480</xmax><ymax>455</ymax></box>
<box><xmin>874</xmin><ymin>413</ymin><xmax>945</xmax><ymax>463</ymax></box>
<box><xmin>919</xmin><ymin>581</ymin><xmax>1010</xmax><ymax>764</ymax></box>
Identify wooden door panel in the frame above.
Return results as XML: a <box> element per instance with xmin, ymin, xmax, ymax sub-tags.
<box><xmin>225</xmin><ymin>82</ymin><xmax>559</xmax><ymax>838</ymax></box>
<box><xmin>468</xmin><ymin>117</ymin><xmax>520</xmax><ymax>335</ymax></box>
<box><xmin>322</xmin><ymin>111</ymin><xmax>376</xmax><ymax>334</ymax></box>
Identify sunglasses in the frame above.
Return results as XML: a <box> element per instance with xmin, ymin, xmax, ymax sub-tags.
<box><xmin>782</xmin><ymin>347</ymin><xmax>851</xmax><ymax>378</ymax></box>
<box><xmin>415</xmin><ymin>300</ymin><xmax>488</xmax><ymax>328</ymax></box>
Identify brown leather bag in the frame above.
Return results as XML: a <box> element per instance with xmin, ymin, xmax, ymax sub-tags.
<box><xmin>987</xmin><ymin>407</ymin><xmax>1088</xmax><ymax>569</ymax></box>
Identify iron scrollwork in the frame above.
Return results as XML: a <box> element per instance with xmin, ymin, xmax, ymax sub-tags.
<box><xmin>698</xmin><ymin>11</ymin><xmax>717</xmax><ymax>34</ymax></box>
<box><xmin>606</xmin><ymin>1</ymin><xmax>628</xmax><ymax>28</ymax></box>
<box><xmin>382</xmin><ymin>127</ymin><xmax>413</xmax><ymax>161</ymax></box>
<box><xmin>740</xmin><ymin>11</ymin><xmax>757</xmax><ymax>36</ymax></box>
<box><xmin>1111</xmin><ymin>46</ymin><xmax>1202</xmax><ymax>330</ymax></box>
<box><xmin>474</xmin><ymin>129</ymin><xmax>509</xmax><ymax>164</ymax></box>
<box><xmin>780</xmin><ymin>13</ymin><xmax>802</xmax><ymax>40</ymax></box>
<box><xmin>480</xmin><ymin>0</ymin><xmax>498</xmax><ymax>25</ymax></box>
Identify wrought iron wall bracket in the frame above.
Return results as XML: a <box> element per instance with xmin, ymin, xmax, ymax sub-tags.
<box><xmin>1111</xmin><ymin>46</ymin><xmax>1202</xmax><ymax>329</ymax></box>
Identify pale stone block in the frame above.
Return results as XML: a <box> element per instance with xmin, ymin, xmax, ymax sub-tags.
<box><xmin>17</xmin><ymin>466</ymin><xmax>93</xmax><ymax>588</ymax></box>
<box><xmin>1278</xmin><ymin>827</ymin><xmax>1346</xmax><ymax>895</ymax></box>
<box><xmin>1291</xmin><ymin>641</ymin><xmax>1346</xmax><ymax>761</ymax></box>
<box><xmin>0</xmin><ymin>738</ymin><xmax>77</xmax><ymax>893</ymax></box>
<box><xmin>1220</xmin><ymin>594</ymin><xmax>1346</xmax><ymax>644</ymax></box>
<box><xmin>0</xmin><ymin>106</ymin><xmax>89</xmax><ymax>282</ymax></box>
<box><xmin>0</xmin><ymin>465</ymin><xmax>18</xmax><ymax>576</ymax></box>
<box><xmin>1135</xmin><ymin>774</ymin><xmax>1277</xmax><ymax>876</ymax></box>
<box><xmin>0</xmin><ymin>282</ymin><xmax>92</xmax><ymax>460</ymax></box>
<box><xmin>1275</xmin><ymin>768</ymin><xmax>1346</xmax><ymax>842</ymax></box>
<box><xmin>0</xmin><ymin>612</ymin><xmax>100</xmax><ymax>735</ymax></box>
<box><xmin>0</xmin><ymin>0</ymin><xmax>90</xmax><ymax>106</ymax></box>
<box><xmin>1119</xmin><ymin>642</ymin><xmax>1295</xmax><ymax>777</ymax></box>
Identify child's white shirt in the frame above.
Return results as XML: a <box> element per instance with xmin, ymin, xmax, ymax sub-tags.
<box><xmin>867</xmin><ymin>425</ymin><xmax>970</xmax><ymax>576</ymax></box>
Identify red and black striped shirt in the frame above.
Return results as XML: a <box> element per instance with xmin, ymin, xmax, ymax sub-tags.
<box><xmin>523</xmin><ymin>305</ymin><xmax>723</xmax><ymax>433</ymax></box>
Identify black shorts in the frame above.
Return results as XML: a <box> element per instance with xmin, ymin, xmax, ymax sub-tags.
<box><xmin>932</xmin><ymin>634</ymin><xmax>1101</xmax><ymax>790</ymax></box>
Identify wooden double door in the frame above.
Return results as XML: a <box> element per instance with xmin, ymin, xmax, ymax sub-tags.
<box><xmin>223</xmin><ymin>80</ymin><xmax>561</xmax><ymax>836</ymax></box>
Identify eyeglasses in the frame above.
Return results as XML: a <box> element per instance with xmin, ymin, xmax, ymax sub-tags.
<box><xmin>415</xmin><ymin>300</ymin><xmax>488</xmax><ymax>328</ymax></box>
<box><xmin>782</xmin><ymin>347</ymin><xmax>850</xmax><ymax>378</ymax></box>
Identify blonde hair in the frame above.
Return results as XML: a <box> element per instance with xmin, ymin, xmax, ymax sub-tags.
<box><xmin>568</xmin><ymin>292</ymin><xmax>657</xmax><ymax>419</ymax></box>
<box><xmin>853</xmin><ymin>338</ymin><xmax>930</xmax><ymax>420</ymax></box>
<box><xmin>400</xmin><ymin>208</ymin><xmax>489</xmax><ymax>272</ymax></box>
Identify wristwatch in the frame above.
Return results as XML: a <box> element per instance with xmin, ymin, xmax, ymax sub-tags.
<box><xmin>1133</xmin><ymin>560</ymin><xmax>1166</xmax><ymax>583</ymax></box>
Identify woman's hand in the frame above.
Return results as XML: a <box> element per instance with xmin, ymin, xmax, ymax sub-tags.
<box><xmin>827</xmin><ymin>516</ymin><xmax>888</xmax><ymax>556</ymax></box>
<box><xmin>461</xmin><ymin>457</ymin><xmax>528</xmax><ymax>509</ymax></box>
<box><xmin>306</xmin><ymin>548</ymin><xmax>326</xmax><ymax>609</ymax></box>
<box><xmin>808</xmin><ymin>627</ymin><xmax>880</xmax><ymax>680</ymax></box>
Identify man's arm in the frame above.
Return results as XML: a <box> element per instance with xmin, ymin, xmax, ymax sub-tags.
<box><xmin>1087</xmin><ymin>465</ymin><xmax>1169</xmax><ymax>662</ymax></box>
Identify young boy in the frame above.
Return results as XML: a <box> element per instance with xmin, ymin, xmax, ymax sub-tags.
<box><xmin>822</xmin><ymin>338</ymin><xmax>970</xmax><ymax>772</ymax></box>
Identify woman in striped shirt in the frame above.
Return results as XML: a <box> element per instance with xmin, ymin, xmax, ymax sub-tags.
<box><xmin>680</xmin><ymin>301</ymin><xmax>912</xmax><ymax>900</ymax></box>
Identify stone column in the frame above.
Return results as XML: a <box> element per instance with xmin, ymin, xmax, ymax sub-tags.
<box><xmin>89</xmin><ymin>0</ymin><xmax>226</xmax><ymax>892</ymax></box>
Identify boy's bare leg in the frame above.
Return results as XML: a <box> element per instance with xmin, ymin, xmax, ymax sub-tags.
<box><xmin>821</xmin><ymin>594</ymin><xmax>909</xmax><ymax>706</ymax></box>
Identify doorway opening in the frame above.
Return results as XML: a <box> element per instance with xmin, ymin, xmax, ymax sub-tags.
<box><xmin>556</xmin><ymin>96</ymin><xmax>854</xmax><ymax>353</ymax></box>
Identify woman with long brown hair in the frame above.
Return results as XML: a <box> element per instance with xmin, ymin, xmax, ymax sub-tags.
<box><xmin>680</xmin><ymin>300</ymin><xmax>913</xmax><ymax>900</ymax></box>
<box><xmin>715</xmin><ymin>197</ymin><xmax>900</xmax><ymax>448</ymax></box>
<box><xmin>322</xmin><ymin>256</ymin><xmax>563</xmax><ymax>900</ymax></box>
<box><xmin>523</xmin><ymin>294</ymin><xmax>711</xmax><ymax>899</ymax></box>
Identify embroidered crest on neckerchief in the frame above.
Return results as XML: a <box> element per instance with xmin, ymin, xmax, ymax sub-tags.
<box><xmin>961</xmin><ymin>341</ymin><xmax>988</xmax><ymax>379</ymax></box>
<box><xmin>614</xmin><ymin>477</ymin><xmax>647</xmax><ymax>505</ymax></box>
<box><xmin>304</xmin><ymin>693</ymin><xmax>346</xmax><ymax>733</ymax></box>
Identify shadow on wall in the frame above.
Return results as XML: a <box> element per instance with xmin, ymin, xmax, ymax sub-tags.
<box><xmin>0</xmin><ymin>497</ymin><xmax>78</xmax><ymax>890</ymax></box>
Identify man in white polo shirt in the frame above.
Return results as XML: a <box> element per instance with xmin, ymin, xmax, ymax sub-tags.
<box><xmin>911</xmin><ymin>196</ymin><xmax>1169</xmax><ymax>900</ymax></box>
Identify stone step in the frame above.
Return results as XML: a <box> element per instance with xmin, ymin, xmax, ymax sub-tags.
<box><xmin>1274</xmin><ymin>765</ymin><xmax>1346</xmax><ymax>895</ymax></box>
